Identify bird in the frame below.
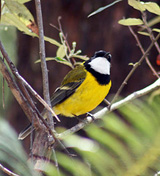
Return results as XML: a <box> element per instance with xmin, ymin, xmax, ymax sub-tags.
<box><xmin>18</xmin><ymin>50</ymin><xmax>112</xmax><ymax>140</ymax></box>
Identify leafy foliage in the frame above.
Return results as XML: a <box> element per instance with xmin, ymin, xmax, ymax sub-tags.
<box><xmin>48</xmin><ymin>96</ymin><xmax>160</xmax><ymax>176</ymax></box>
<box><xmin>0</xmin><ymin>26</ymin><xmax>17</xmax><ymax>115</ymax></box>
<box><xmin>118</xmin><ymin>0</ymin><xmax>160</xmax><ymax>34</ymax></box>
<box><xmin>0</xmin><ymin>119</ymin><xmax>38</xmax><ymax>176</ymax></box>
<box><xmin>1</xmin><ymin>96</ymin><xmax>160</xmax><ymax>176</ymax></box>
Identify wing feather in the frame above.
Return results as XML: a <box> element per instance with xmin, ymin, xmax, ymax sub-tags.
<box><xmin>51</xmin><ymin>64</ymin><xmax>86</xmax><ymax>107</ymax></box>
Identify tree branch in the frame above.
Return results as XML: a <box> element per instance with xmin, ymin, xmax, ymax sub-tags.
<box><xmin>57</xmin><ymin>78</ymin><xmax>160</xmax><ymax>139</ymax></box>
<box><xmin>35</xmin><ymin>0</ymin><xmax>54</xmax><ymax>127</ymax></box>
<box><xmin>128</xmin><ymin>26</ymin><xmax>159</xmax><ymax>78</ymax></box>
<box><xmin>34</xmin><ymin>1</ymin><xmax>59</xmax><ymax>169</ymax></box>
<box><xmin>0</xmin><ymin>163</ymin><xmax>19</xmax><ymax>176</ymax></box>
<box><xmin>142</xmin><ymin>12</ymin><xmax>160</xmax><ymax>54</ymax></box>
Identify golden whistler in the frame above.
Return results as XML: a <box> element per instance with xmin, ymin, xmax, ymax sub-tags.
<box><xmin>18</xmin><ymin>50</ymin><xmax>112</xmax><ymax>140</ymax></box>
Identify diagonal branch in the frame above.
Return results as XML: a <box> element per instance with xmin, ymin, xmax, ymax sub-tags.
<box><xmin>57</xmin><ymin>78</ymin><xmax>160</xmax><ymax>139</ymax></box>
<box><xmin>0</xmin><ymin>40</ymin><xmax>59</xmax><ymax>121</ymax></box>
<box><xmin>142</xmin><ymin>12</ymin><xmax>160</xmax><ymax>54</ymax></box>
<box><xmin>0</xmin><ymin>163</ymin><xmax>19</xmax><ymax>176</ymax></box>
<box><xmin>128</xmin><ymin>26</ymin><xmax>159</xmax><ymax>78</ymax></box>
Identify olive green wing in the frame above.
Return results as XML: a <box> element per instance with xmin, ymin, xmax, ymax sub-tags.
<box><xmin>61</xmin><ymin>64</ymin><xmax>86</xmax><ymax>85</ymax></box>
<box><xmin>51</xmin><ymin>64</ymin><xmax>86</xmax><ymax>107</ymax></box>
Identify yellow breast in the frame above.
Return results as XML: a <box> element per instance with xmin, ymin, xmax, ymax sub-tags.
<box><xmin>53</xmin><ymin>71</ymin><xmax>111</xmax><ymax>117</ymax></box>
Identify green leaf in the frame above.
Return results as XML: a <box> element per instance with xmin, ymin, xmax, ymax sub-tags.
<box><xmin>44</xmin><ymin>36</ymin><xmax>61</xmax><ymax>47</ymax></box>
<box><xmin>14</xmin><ymin>0</ymin><xmax>32</xmax><ymax>3</ymax></box>
<box><xmin>1</xmin><ymin>13</ymin><xmax>35</xmax><ymax>35</ymax></box>
<box><xmin>118</xmin><ymin>18</ymin><xmax>143</xmax><ymax>26</ymax></box>
<box><xmin>4</xmin><ymin>0</ymin><xmax>34</xmax><ymax>25</ymax></box>
<box><xmin>56</xmin><ymin>45</ymin><xmax>66</xmax><ymax>58</ymax></box>
<box><xmin>56</xmin><ymin>152</ymin><xmax>93</xmax><ymax>176</ymax></box>
<box><xmin>44</xmin><ymin>163</ymin><xmax>65</xmax><ymax>176</ymax></box>
<box><xmin>50</xmin><ymin>57</ymin><xmax>73</xmax><ymax>67</ymax></box>
<box><xmin>1</xmin><ymin>15</ymin><xmax>61</xmax><ymax>48</ymax></box>
<box><xmin>128</xmin><ymin>0</ymin><xmax>160</xmax><ymax>15</ymax></box>
<box><xmin>78</xmin><ymin>149</ymin><xmax>123</xmax><ymax>175</ymax></box>
<box><xmin>0</xmin><ymin>119</ymin><xmax>38</xmax><ymax>176</ymax></box>
<box><xmin>85</xmin><ymin>124</ymin><xmax>133</xmax><ymax>166</ymax></box>
<box><xmin>103</xmin><ymin>113</ymin><xmax>144</xmax><ymax>156</ymax></box>
<box><xmin>153</xmin><ymin>28</ymin><xmax>160</xmax><ymax>33</ymax></box>
<box><xmin>2</xmin><ymin>1</ymin><xmax>61</xmax><ymax>47</ymax></box>
<box><xmin>88</xmin><ymin>0</ymin><xmax>122</xmax><ymax>18</ymax></box>
<box><xmin>138</xmin><ymin>31</ymin><xmax>150</xmax><ymax>36</ymax></box>
<box><xmin>35</xmin><ymin>57</ymin><xmax>73</xmax><ymax>68</ymax></box>
<box><xmin>119</xmin><ymin>102</ymin><xmax>156</xmax><ymax>139</ymax></box>
<box><xmin>144</xmin><ymin>2</ymin><xmax>160</xmax><ymax>16</ymax></box>
<box><xmin>72</xmin><ymin>54</ymin><xmax>89</xmax><ymax>61</ymax></box>
<box><xmin>128</xmin><ymin>0</ymin><xmax>146</xmax><ymax>12</ymax></box>
<box><xmin>145</xmin><ymin>16</ymin><xmax>160</xmax><ymax>28</ymax></box>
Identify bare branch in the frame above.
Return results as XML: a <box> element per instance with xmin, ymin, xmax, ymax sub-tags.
<box><xmin>0</xmin><ymin>163</ymin><xmax>20</xmax><ymax>176</ymax></box>
<box><xmin>142</xmin><ymin>13</ymin><xmax>160</xmax><ymax>54</ymax></box>
<box><xmin>57</xmin><ymin>78</ymin><xmax>160</xmax><ymax>139</ymax></box>
<box><xmin>128</xmin><ymin>26</ymin><xmax>159</xmax><ymax>78</ymax></box>
<box><xmin>35</xmin><ymin>0</ymin><xmax>54</xmax><ymax>127</ymax></box>
<box><xmin>2</xmin><ymin>76</ymin><xmax>5</xmax><ymax>108</ymax></box>
<box><xmin>57</xmin><ymin>17</ymin><xmax>75</xmax><ymax>67</ymax></box>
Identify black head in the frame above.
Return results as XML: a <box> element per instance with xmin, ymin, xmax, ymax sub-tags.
<box><xmin>92</xmin><ymin>50</ymin><xmax>111</xmax><ymax>63</ymax></box>
<box><xmin>84</xmin><ymin>50</ymin><xmax>111</xmax><ymax>85</ymax></box>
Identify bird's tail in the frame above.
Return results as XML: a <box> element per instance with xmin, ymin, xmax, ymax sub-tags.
<box><xmin>18</xmin><ymin>124</ymin><xmax>35</xmax><ymax>140</ymax></box>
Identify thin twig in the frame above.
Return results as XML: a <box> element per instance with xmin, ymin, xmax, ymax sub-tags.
<box><xmin>128</xmin><ymin>26</ymin><xmax>159</xmax><ymax>78</ymax></box>
<box><xmin>57</xmin><ymin>78</ymin><xmax>160</xmax><ymax>139</ymax></box>
<box><xmin>2</xmin><ymin>77</ymin><xmax>5</xmax><ymax>108</ymax></box>
<box><xmin>50</xmin><ymin>18</ymin><xmax>72</xmax><ymax>57</ymax></box>
<box><xmin>103</xmin><ymin>98</ymin><xmax>111</xmax><ymax>106</ymax></box>
<box><xmin>142</xmin><ymin>12</ymin><xmax>160</xmax><ymax>54</ymax></box>
<box><xmin>58</xmin><ymin>17</ymin><xmax>76</xmax><ymax>66</ymax></box>
<box><xmin>0</xmin><ymin>163</ymin><xmax>20</xmax><ymax>176</ymax></box>
<box><xmin>52</xmin><ymin>147</ymin><xmax>60</xmax><ymax>175</ymax></box>
<box><xmin>58</xmin><ymin>17</ymin><xmax>71</xmax><ymax>54</ymax></box>
<box><xmin>35</xmin><ymin>0</ymin><xmax>54</xmax><ymax>127</ymax></box>
<box><xmin>110</xmin><ymin>32</ymin><xmax>160</xmax><ymax>106</ymax></box>
<box><xmin>2</xmin><ymin>56</ymin><xmax>5</xmax><ymax>108</ymax></box>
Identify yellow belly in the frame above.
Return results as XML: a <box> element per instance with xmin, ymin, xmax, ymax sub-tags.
<box><xmin>53</xmin><ymin>72</ymin><xmax>111</xmax><ymax>117</ymax></box>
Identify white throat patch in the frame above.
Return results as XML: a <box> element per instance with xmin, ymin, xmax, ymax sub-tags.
<box><xmin>89</xmin><ymin>57</ymin><xmax>110</xmax><ymax>75</ymax></box>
